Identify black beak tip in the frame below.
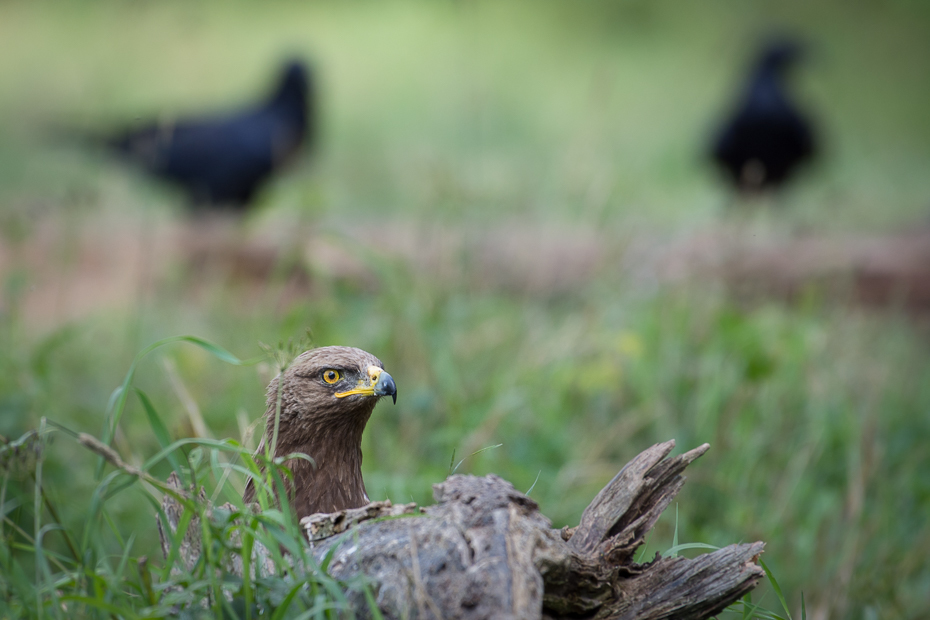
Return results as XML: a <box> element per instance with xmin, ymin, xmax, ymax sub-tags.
<box><xmin>374</xmin><ymin>372</ymin><xmax>397</xmax><ymax>404</ymax></box>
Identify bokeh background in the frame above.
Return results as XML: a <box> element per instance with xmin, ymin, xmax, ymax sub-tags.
<box><xmin>1</xmin><ymin>0</ymin><xmax>929</xmax><ymax>618</ymax></box>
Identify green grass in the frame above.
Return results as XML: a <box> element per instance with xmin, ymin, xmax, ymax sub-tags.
<box><xmin>0</xmin><ymin>399</ymin><xmax>381</xmax><ymax>619</ymax></box>
<box><xmin>1</xmin><ymin>0</ymin><xmax>930</xmax><ymax>617</ymax></box>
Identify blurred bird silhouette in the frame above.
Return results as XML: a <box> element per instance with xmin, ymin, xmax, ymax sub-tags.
<box><xmin>105</xmin><ymin>60</ymin><xmax>313</xmax><ymax>208</ymax></box>
<box><xmin>710</xmin><ymin>39</ymin><xmax>816</xmax><ymax>192</ymax></box>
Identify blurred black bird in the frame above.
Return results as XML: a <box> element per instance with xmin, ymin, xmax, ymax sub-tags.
<box><xmin>106</xmin><ymin>60</ymin><xmax>313</xmax><ymax>208</ymax></box>
<box><xmin>710</xmin><ymin>39</ymin><xmax>816</xmax><ymax>192</ymax></box>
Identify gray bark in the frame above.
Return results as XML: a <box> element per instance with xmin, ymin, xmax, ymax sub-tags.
<box><xmin>159</xmin><ymin>441</ymin><xmax>765</xmax><ymax>619</ymax></box>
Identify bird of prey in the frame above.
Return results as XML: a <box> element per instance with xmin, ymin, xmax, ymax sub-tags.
<box><xmin>710</xmin><ymin>39</ymin><xmax>816</xmax><ymax>192</ymax></box>
<box><xmin>105</xmin><ymin>60</ymin><xmax>313</xmax><ymax>207</ymax></box>
<box><xmin>243</xmin><ymin>346</ymin><xmax>397</xmax><ymax>520</ymax></box>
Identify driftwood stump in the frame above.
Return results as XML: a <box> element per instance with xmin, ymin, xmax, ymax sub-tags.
<box><xmin>159</xmin><ymin>441</ymin><xmax>764</xmax><ymax>619</ymax></box>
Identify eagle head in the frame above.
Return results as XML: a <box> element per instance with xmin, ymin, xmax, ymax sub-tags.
<box><xmin>247</xmin><ymin>346</ymin><xmax>397</xmax><ymax>518</ymax></box>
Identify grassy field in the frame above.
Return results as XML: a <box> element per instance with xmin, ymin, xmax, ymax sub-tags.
<box><xmin>1</xmin><ymin>0</ymin><xmax>930</xmax><ymax>618</ymax></box>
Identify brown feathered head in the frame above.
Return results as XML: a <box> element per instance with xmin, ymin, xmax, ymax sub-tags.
<box><xmin>244</xmin><ymin>346</ymin><xmax>396</xmax><ymax>519</ymax></box>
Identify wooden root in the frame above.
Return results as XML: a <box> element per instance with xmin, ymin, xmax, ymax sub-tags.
<box><xmin>159</xmin><ymin>441</ymin><xmax>765</xmax><ymax>619</ymax></box>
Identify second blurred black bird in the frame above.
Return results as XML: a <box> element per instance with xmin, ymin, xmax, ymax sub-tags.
<box><xmin>710</xmin><ymin>39</ymin><xmax>816</xmax><ymax>192</ymax></box>
<box><xmin>108</xmin><ymin>60</ymin><xmax>313</xmax><ymax>208</ymax></box>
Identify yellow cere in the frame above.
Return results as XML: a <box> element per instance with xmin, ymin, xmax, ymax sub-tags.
<box><xmin>335</xmin><ymin>365</ymin><xmax>382</xmax><ymax>399</ymax></box>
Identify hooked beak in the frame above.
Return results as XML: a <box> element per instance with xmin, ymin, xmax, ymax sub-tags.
<box><xmin>335</xmin><ymin>365</ymin><xmax>397</xmax><ymax>404</ymax></box>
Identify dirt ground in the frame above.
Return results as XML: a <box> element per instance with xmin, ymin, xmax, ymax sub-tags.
<box><xmin>2</xmin><ymin>212</ymin><xmax>929</xmax><ymax>331</ymax></box>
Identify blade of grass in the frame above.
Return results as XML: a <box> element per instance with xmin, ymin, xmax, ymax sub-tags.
<box><xmin>109</xmin><ymin>532</ymin><xmax>136</xmax><ymax>605</ymax></box>
<box><xmin>135</xmin><ymin>388</ymin><xmax>185</xmax><ymax>482</ymax></box>
<box><xmin>58</xmin><ymin>595</ymin><xmax>140</xmax><ymax>620</ymax></box>
<box><xmin>270</xmin><ymin>581</ymin><xmax>309</xmax><ymax>620</ymax></box>
<box><xmin>361</xmin><ymin>581</ymin><xmax>386</xmax><ymax>620</ymax></box>
<box><xmin>102</xmin><ymin>509</ymin><xmax>126</xmax><ymax>548</ymax></box>
<box><xmin>142</xmin><ymin>437</ymin><xmax>250</xmax><ymax>473</ymax></box>
<box><xmin>759</xmin><ymin>558</ymin><xmax>793</xmax><ymax>620</ymax></box>
<box><xmin>0</xmin><ymin>470</ymin><xmax>7</xmax><ymax>540</ymax></box>
<box><xmin>3</xmin><ymin>518</ymin><xmax>72</xmax><ymax>573</ymax></box>
<box><xmin>731</xmin><ymin>598</ymin><xmax>788</xmax><ymax>620</ymax></box>
<box><xmin>35</xmin><ymin>524</ymin><xmax>66</xmax><ymax>620</ymax></box>
<box><xmin>97</xmin><ymin>335</ymin><xmax>262</xmax><ymax>480</ymax></box>
<box><xmin>29</xmin><ymin>470</ymin><xmax>80</xmax><ymax>564</ymax></box>
<box><xmin>452</xmin><ymin>444</ymin><xmax>503</xmax><ymax>474</ymax></box>
<box><xmin>138</xmin><ymin>556</ymin><xmax>157</xmax><ymax>607</ymax></box>
<box><xmin>241</xmin><ymin>523</ymin><xmax>254</xmax><ymax>620</ymax></box>
<box><xmin>0</xmin><ymin>542</ymin><xmax>37</xmax><ymax>616</ymax></box>
<box><xmin>525</xmin><ymin>470</ymin><xmax>542</xmax><ymax>496</ymax></box>
<box><xmin>159</xmin><ymin>506</ymin><xmax>196</xmax><ymax>582</ymax></box>
<box><xmin>209</xmin><ymin>447</ymin><xmax>242</xmax><ymax>505</ymax></box>
<box><xmin>81</xmin><ymin>468</ymin><xmax>130</xmax><ymax>552</ymax></box>
<box><xmin>34</xmin><ymin>418</ymin><xmax>46</xmax><ymax>620</ymax></box>
<box><xmin>663</xmin><ymin>542</ymin><xmax>720</xmax><ymax>556</ymax></box>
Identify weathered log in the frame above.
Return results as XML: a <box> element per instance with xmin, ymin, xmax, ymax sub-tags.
<box><xmin>159</xmin><ymin>441</ymin><xmax>765</xmax><ymax>619</ymax></box>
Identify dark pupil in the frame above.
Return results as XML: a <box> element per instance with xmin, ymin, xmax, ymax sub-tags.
<box><xmin>326</xmin><ymin>371</ymin><xmax>335</xmax><ymax>381</ymax></box>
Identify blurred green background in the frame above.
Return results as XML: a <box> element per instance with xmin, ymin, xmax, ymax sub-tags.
<box><xmin>1</xmin><ymin>0</ymin><xmax>929</xmax><ymax>618</ymax></box>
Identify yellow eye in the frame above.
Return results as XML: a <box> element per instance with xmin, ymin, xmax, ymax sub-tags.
<box><xmin>322</xmin><ymin>369</ymin><xmax>341</xmax><ymax>384</ymax></box>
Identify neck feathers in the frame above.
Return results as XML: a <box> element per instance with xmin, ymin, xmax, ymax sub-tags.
<box><xmin>246</xmin><ymin>389</ymin><xmax>376</xmax><ymax>520</ymax></box>
<box><xmin>276</xmin><ymin>419</ymin><xmax>370</xmax><ymax>518</ymax></box>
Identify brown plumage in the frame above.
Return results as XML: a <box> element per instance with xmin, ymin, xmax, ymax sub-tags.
<box><xmin>243</xmin><ymin>346</ymin><xmax>397</xmax><ymax>520</ymax></box>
